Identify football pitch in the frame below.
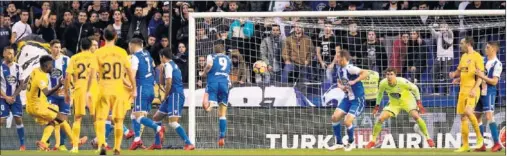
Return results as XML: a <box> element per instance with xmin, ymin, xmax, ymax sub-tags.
<box><xmin>1</xmin><ymin>149</ymin><xmax>505</xmax><ymax>155</ymax></box>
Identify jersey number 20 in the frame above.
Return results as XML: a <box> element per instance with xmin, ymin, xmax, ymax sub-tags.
<box><xmin>102</xmin><ymin>63</ymin><xmax>122</xmax><ymax>79</ymax></box>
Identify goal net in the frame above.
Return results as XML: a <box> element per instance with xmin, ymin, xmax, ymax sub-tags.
<box><xmin>186</xmin><ymin>10</ymin><xmax>506</xmax><ymax>149</ymax></box>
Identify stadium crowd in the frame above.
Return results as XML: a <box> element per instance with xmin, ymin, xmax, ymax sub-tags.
<box><xmin>0</xmin><ymin>1</ymin><xmax>505</xmax><ymax>94</ymax></box>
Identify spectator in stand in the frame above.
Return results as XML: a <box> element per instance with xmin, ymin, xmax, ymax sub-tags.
<box><xmin>127</xmin><ymin>4</ymin><xmax>154</xmax><ymax>43</ymax></box>
<box><xmin>109</xmin><ymin>1</ymin><xmax>120</xmax><ymax>13</ymax></box>
<box><xmin>384</xmin><ymin>1</ymin><xmax>411</xmax><ymax>10</ymax></box>
<box><xmin>155</xmin><ymin>12</ymin><xmax>172</xmax><ymax>41</ymax></box>
<box><xmin>175</xmin><ymin>3</ymin><xmax>191</xmax><ymax>45</ymax></box>
<box><xmin>322</xmin><ymin>1</ymin><xmax>344</xmax><ymax>11</ymax></box>
<box><xmin>230</xmin><ymin>49</ymin><xmax>248</xmax><ymax>85</ymax></box>
<box><xmin>414</xmin><ymin>2</ymin><xmax>436</xmax><ymax>26</ymax></box>
<box><xmin>197</xmin><ymin>56</ymin><xmax>207</xmax><ymax>88</ymax></box>
<box><xmin>87</xmin><ymin>0</ymin><xmax>103</xmax><ymax>13</ymax></box>
<box><xmin>89</xmin><ymin>12</ymin><xmax>100</xmax><ymax>29</ymax></box>
<box><xmin>247</xmin><ymin>1</ymin><xmax>270</xmax><ymax>11</ymax></box>
<box><xmin>430</xmin><ymin>22</ymin><xmax>453</xmax><ymax>94</ymax></box>
<box><xmin>362</xmin><ymin>31</ymin><xmax>387</xmax><ymax>73</ymax></box>
<box><xmin>258</xmin><ymin>24</ymin><xmax>284</xmax><ymax>84</ymax></box>
<box><xmin>174</xmin><ymin>42</ymin><xmax>189</xmax><ymax>83</ymax></box>
<box><xmin>150</xmin><ymin>36</ymin><xmax>170</xmax><ymax>63</ymax></box>
<box><xmin>57</xmin><ymin>10</ymin><xmax>73</xmax><ymax>41</ymax></box>
<box><xmin>215</xmin><ymin>26</ymin><xmax>232</xmax><ymax>54</ymax></box>
<box><xmin>33</xmin><ymin>1</ymin><xmax>51</xmax><ymax>29</ymax></box>
<box><xmin>37</xmin><ymin>10</ymin><xmax>57</xmax><ymax>42</ymax></box>
<box><xmin>11</xmin><ymin>10</ymin><xmax>32</xmax><ymax>46</ymax></box>
<box><xmin>406</xmin><ymin>30</ymin><xmax>427</xmax><ymax>82</ymax></box>
<box><xmin>3</xmin><ymin>14</ymin><xmax>12</xmax><ymax>28</ymax></box>
<box><xmin>0</xmin><ymin>16</ymin><xmax>11</xmax><ymax>58</ymax></box>
<box><xmin>148</xmin><ymin>11</ymin><xmax>162</xmax><ymax>36</ymax></box>
<box><xmin>6</xmin><ymin>3</ymin><xmax>20</xmax><ymax>24</ymax></box>
<box><xmin>228</xmin><ymin>17</ymin><xmax>254</xmax><ymax>75</ymax></box>
<box><xmin>433</xmin><ymin>0</ymin><xmax>457</xmax><ymax>10</ymax></box>
<box><xmin>160</xmin><ymin>1</ymin><xmax>171</xmax><ymax>13</ymax></box>
<box><xmin>62</xmin><ymin>10</ymin><xmax>93</xmax><ymax>56</ymax></box>
<box><xmin>228</xmin><ymin>1</ymin><xmax>240</xmax><ymax>12</ymax></box>
<box><xmin>466</xmin><ymin>1</ymin><xmax>489</xmax><ymax>10</ymax></box>
<box><xmin>70</xmin><ymin>1</ymin><xmax>81</xmax><ymax>18</ymax></box>
<box><xmin>284</xmin><ymin>1</ymin><xmax>312</xmax><ymax>11</ymax></box>
<box><xmin>341</xmin><ymin>21</ymin><xmax>364</xmax><ymax>68</ymax></box>
<box><xmin>316</xmin><ymin>21</ymin><xmax>341</xmax><ymax>83</ymax></box>
<box><xmin>282</xmin><ymin>23</ymin><xmax>313</xmax><ymax>83</ymax></box>
<box><xmin>146</xmin><ymin>35</ymin><xmax>159</xmax><ymax>66</ymax></box>
<box><xmin>96</xmin><ymin>9</ymin><xmax>111</xmax><ymax>31</ymax></box>
<box><xmin>108</xmin><ymin>10</ymin><xmax>128</xmax><ymax>49</ymax></box>
<box><xmin>209</xmin><ymin>1</ymin><xmax>228</xmax><ymax>12</ymax></box>
<box><xmin>196</xmin><ymin>25</ymin><xmax>213</xmax><ymax>56</ymax></box>
<box><xmin>390</xmin><ymin>32</ymin><xmax>409</xmax><ymax>74</ymax></box>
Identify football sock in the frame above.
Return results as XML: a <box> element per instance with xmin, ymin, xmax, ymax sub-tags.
<box><xmin>219</xmin><ymin>117</ymin><xmax>227</xmax><ymax>139</ymax></box>
<box><xmin>461</xmin><ymin>119</ymin><xmax>470</xmax><ymax>147</ymax></box>
<box><xmin>16</xmin><ymin>124</ymin><xmax>25</xmax><ymax>146</ymax></box>
<box><xmin>332</xmin><ymin>122</ymin><xmax>342</xmax><ymax>144</ymax></box>
<box><xmin>416</xmin><ymin>118</ymin><xmax>430</xmax><ymax>139</ymax></box>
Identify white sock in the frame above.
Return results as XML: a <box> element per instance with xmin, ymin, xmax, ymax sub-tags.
<box><xmin>134</xmin><ymin>137</ymin><xmax>141</xmax><ymax>142</ymax></box>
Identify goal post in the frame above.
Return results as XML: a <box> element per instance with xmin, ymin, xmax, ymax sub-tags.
<box><xmin>187</xmin><ymin>10</ymin><xmax>505</xmax><ymax>148</ymax></box>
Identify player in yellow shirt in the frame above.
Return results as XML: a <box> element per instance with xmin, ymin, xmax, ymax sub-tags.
<box><xmin>25</xmin><ymin>55</ymin><xmax>77</xmax><ymax>152</ymax></box>
<box><xmin>64</xmin><ymin>38</ymin><xmax>98</xmax><ymax>153</ymax></box>
<box><xmin>449</xmin><ymin>36</ymin><xmax>485</xmax><ymax>152</ymax></box>
<box><xmin>94</xmin><ymin>26</ymin><xmax>136</xmax><ymax>155</ymax></box>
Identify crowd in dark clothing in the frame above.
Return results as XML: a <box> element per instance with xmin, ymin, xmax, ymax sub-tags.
<box><xmin>0</xmin><ymin>1</ymin><xmax>504</xmax><ymax>92</ymax></box>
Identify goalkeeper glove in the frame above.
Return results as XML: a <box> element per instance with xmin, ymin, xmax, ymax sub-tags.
<box><xmin>417</xmin><ymin>100</ymin><xmax>426</xmax><ymax>114</ymax></box>
<box><xmin>373</xmin><ymin>105</ymin><xmax>380</xmax><ymax>116</ymax></box>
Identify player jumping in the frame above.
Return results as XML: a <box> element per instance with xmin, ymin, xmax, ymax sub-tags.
<box><xmin>474</xmin><ymin>41</ymin><xmax>503</xmax><ymax>152</ymax></box>
<box><xmin>328</xmin><ymin>50</ymin><xmax>368</xmax><ymax>151</ymax></box>
<box><xmin>128</xmin><ymin>38</ymin><xmax>164</xmax><ymax>150</ymax></box>
<box><xmin>365</xmin><ymin>67</ymin><xmax>435</xmax><ymax>149</ymax></box>
<box><xmin>94</xmin><ymin>27</ymin><xmax>137</xmax><ymax>155</ymax></box>
<box><xmin>449</xmin><ymin>37</ymin><xmax>485</xmax><ymax>152</ymax></box>
<box><xmin>0</xmin><ymin>47</ymin><xmax>25</xmax><ymax>151</ymax></box>
<box><xmin>202</xmin><ymin>44</ymin><xmax>232</xmax><ymax>146</ymax></box>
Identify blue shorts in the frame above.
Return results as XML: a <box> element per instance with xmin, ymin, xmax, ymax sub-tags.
<box><xmin>475</xmin><ymin>93</ymin><xmax>496</xmax><ymax>113</ymax></box>
<box><xmin>337</xmin><ymin>96</ymin><xmax>365</xmax><ymax>117</ymax></box>
<box><xmin>0</xmin><ymin>96</ymin><xmax>23</xmax><ymax>118</ymax></box>
<box><xmin>206</xmin><ymin>82</ymin><xmax>229</xmax><ymax>106</ymax></box>
<box><xmin>133</xmin><ymin>86</ymin><xmax>155</xmax><ymax>113</ymax></box>
<box><xmin>49</xmin><ymin>96</ymin><xmax>70</xmax><ymax>115</ymax></box>
<box><xmin>158</xmin><ymin>93</ymin><xmax>185</xmax><ymax>117</ymax></box>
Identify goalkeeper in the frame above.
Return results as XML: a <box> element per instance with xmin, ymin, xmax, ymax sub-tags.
<box><xmin>366</xmin><ymin>68</ymin><xmax>435</xmax><ymax>148</ymax></box>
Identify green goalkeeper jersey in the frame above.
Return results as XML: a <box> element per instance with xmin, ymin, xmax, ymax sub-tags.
<box><xmin>376</xmin><ymin>77</ymin><xmax>421</xmax><ymax>105</ymax></box>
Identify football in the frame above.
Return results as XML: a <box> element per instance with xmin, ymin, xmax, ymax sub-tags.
<box><xmin>253</xmin><ymin>60</ymin><xmax>268</xmax><ymax>74</ymax></box>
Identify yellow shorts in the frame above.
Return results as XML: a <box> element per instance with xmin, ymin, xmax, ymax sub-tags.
<box><xmin>72</xmin><ymin>91</ymin><xmax>87</xmax><ymax>116</ymax></box>
<box><xmin>27</xmin><ymin>103</ymin><xmax>59</xmax><ymax>125</ymax></box>
<box><xmin>383</xmin><ymin>98</ymin><xmax>417</xmax><ymax>117</ymax></box>
<box><xmin>97</xmin><ymin>93</ymin><xmax>126</xmax><ymax>120</ymax></box>
<box><xmin>457</xmin><ymin>91</ymin><xmax>479</xmax><ymax>114</ymax></box>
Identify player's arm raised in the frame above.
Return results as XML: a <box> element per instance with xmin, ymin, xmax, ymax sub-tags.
<box><xmin>374</xmin><ymin>80</ymin><xmax>387</xmax><ymax>116</ymax></box>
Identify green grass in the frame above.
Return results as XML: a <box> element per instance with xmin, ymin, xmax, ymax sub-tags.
<box><xmin>1</xmin><ymin>149</ymin><xmax>506</xmax><ymax>156</ymax></box>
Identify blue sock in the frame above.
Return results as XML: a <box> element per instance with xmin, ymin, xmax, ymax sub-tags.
<box><xmin>172</xmin><ymin>123</ymin><xmax>191</xmax><ymax>145</ymax></box>
<box><xmin>332</xmin><ymin>123</ymin><xmax>343</xmax><ymax>144</ymax></box>
<box><xmin>132</xmin><ymin>118</ymin><xmax>141</xmax><ymax>138</ymax></box>
<box><xmin>219</xmin><ymin>117</ymin><xmax>227</xmax><ymax>139</ymax></box>
<box><xmin>16</xmin><ymin>124</ymin><xmax>25</xmax><ymax>146</ymax></box>
<box><xmin>479</xmin><ymin>124</ymin><xmax>485</xmax><ymax>139</ymax></box>
<box><xmin>60</xmin><ymin>128</ymin><xmax>66</xmax><ymax>146</ymax></box>
<box><xmin>154</xmin><ymin>121</ymin><xmax>162</xmax><ymax>145</ymax></box>
<box><xmin>347</xmin><ymin>125</ymin><xmax>355</xmax><ymax>144</ymax></box>
<box><xmin>105</xmin><ymin>121</ymin><xmax>113</xmax><ymax>139</ymax></box>
<box><xmin>139</xmin><ymin>117</ymin><xmax>159</xmax><ymax>131</ymax></box>
<box><xmin>489</xmin><ymin>122</ymin><xmax>499</xmax><ymax>144</ymax></box>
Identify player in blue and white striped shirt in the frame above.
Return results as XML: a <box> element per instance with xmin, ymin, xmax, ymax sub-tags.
<box><xmin>47</xmin><ymin>40</ymin><xmax>70</xmax><ymax>150</ymax></box>
<box><xmin>474</xmin><ymin>41</ymin><xmax>503</xmax><ymax>152</ymax></box>
<box><xmin>0</xmin><ymin>47</ymin><xmax>25</xmax><ymax>151</ymax></box>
